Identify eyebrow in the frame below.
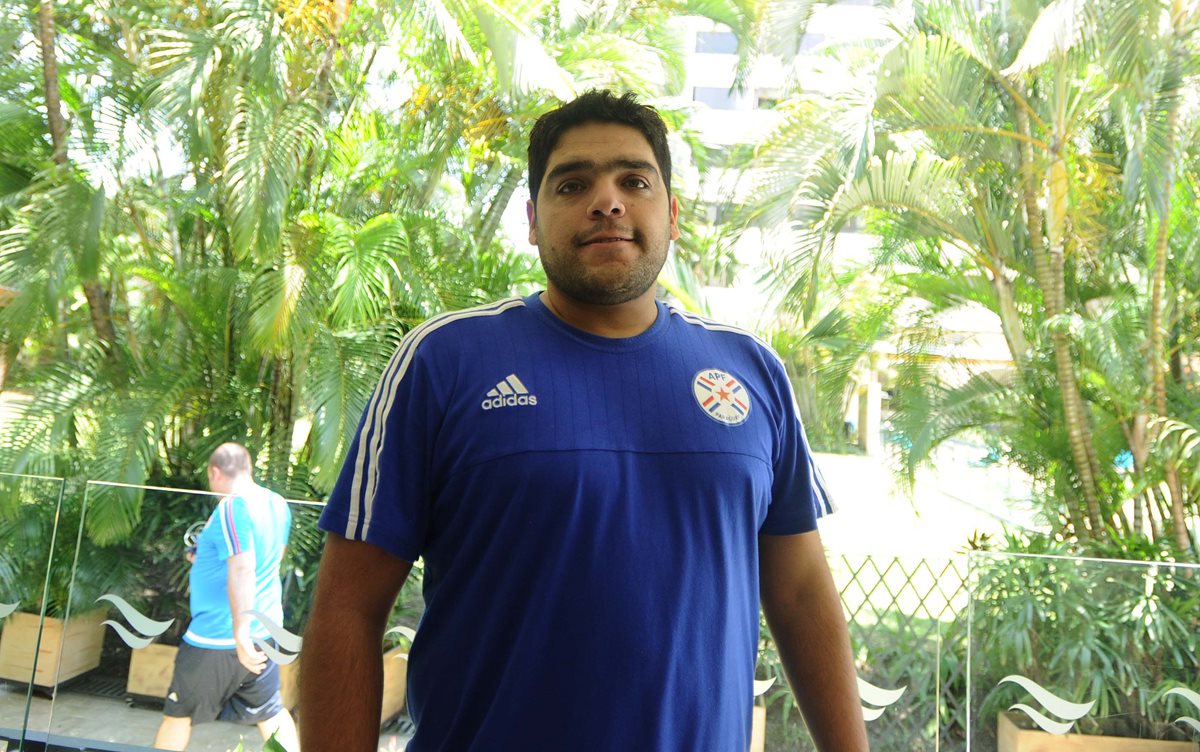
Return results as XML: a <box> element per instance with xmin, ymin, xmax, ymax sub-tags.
<box><xmin>544</xmin><ymin>158</ymin><xmax>660</xmax><ymax>186</ymax></box>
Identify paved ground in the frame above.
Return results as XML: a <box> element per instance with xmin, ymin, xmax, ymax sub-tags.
<box><xmin>0</xmin><ymin>681</ymin><xmax>413</xmax><ymax>751</ymax></box>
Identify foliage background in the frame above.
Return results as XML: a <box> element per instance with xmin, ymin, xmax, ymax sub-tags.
<box><xmin>2</xmin><ymin>0</ymin><xmax>1200</xmax><ymax>747</ymax></box>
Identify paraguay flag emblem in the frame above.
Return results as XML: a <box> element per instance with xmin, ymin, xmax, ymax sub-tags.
<box><xmin>692</xmin><ymin>369</ymin><xmax>752</xmax><ymax>426</ymax></box>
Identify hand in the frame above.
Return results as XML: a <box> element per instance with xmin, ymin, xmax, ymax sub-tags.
<box><xmin>235</xmin><ymin>634</ymin><xmax>268</xmax><ymax>675</ymax></box>
<box><xmin>185</xmin><ymin>547</ymin><xmax>196</xmax><ymax>564</ymax></box>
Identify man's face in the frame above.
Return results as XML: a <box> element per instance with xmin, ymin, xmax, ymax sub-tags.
<box><xmin>206</xmin><ymin>465</ymin><xmax>228</xmax><ymax>495</ymax></box>
<box><xmin>527</xmin><ymin>122</ymin><xmax>679</xmax><ymax>306</ymax></box>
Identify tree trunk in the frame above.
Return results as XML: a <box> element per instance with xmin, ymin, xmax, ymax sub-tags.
<box><xmin>1124</xmin><ymin>415</ymin><xmax>1154</xmax><ymax>537</ymax></box>
<box><xmin>1146</xmin><ymin>101</ymin><xmax>1189</xmax><ymax>552</ymax></box>
<box><xmin>477</xmin><ymin>168</ymin><xmax>522</xmax><ymax>252</ymax></box>
<box><xmin>1014</xmin><ymin>108</ymin><xmax>1104</xmax><ymax>537</ymax></box>
<box><xmin>37</xmin><ymin>0</ymin><xmax>123</xmax><ymax>367</ymax></box>
<box><xmin>81</xmin><ymin>283</ymin><xmax>120</xmax><ymax>361</ymax></box>
<box><xmin>1147</xmin><ymin>487</ymin><xmax>1161</xmax><ymax>541</ymax></box>
<box><xmin>1064</xmin><ymin>494</ymin><xmax>1087</xmax><ymax>540</ymax></box>
<box><xmin>36</xmin><ymin>0</ymin><xmax>67</xmax><ymax>167</ymax></box>
<box><xmin>990</xmin><ymin>267</ymin><xmax>1031</xmax><ymax>370</ymax></box>
<box><xmin>1048</xmin><ymin>165</ymin><xmax>1106</xmax><ymax>536</ymax></box>
<box><xmin>267</xmin><ymin>356</ymin><xmax>294</xmax><ymax>487</ymax></box>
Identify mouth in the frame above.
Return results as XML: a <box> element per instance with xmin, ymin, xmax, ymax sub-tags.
<box><xmin>579</xmin><ymin>232</ymin><xmax>636</xmax><ymax>247</ymax></box>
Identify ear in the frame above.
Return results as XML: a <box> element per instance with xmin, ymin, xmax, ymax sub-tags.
<box><xmin>669</xmin><ymin>195</ymin><xmax>680</xmax><ymax>241</ymax></box>
<box><xmin>526</xmin><ymin>199</ymin><xmax>537</xmax><ymax>245</ymax></box>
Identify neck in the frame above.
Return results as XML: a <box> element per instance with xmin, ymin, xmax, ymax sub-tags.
<box><xmin>541</xmin><ymin>287</ymin><xmax>658</xmax><ymax>338</ymax></box>
<box><xmin>227</xmin><ymin>476</ymin><xmax>257</xmax><ymax>496</ymax></box>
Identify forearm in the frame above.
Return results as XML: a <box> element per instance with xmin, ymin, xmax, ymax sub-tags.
<box><xmin>766</xmin><ymin>584</ymin><xmax>866</xmax><ymax>748</ymax></box>
<box><xmin>299</xmin><ymin>596</ymin><xmax>386</xmax><ymax>752</ymax></box>
<box><xmin>226</xmin><ymin>552</ymin><xmax>257</xmax><ymax>641</ymax></box>
<box><xmin>299</xmin><ymin>534</ymin><xmax>411</xmax><ymax>752</ymax></box>
<box><xmin>760</xmin><ymin>533</ymin><xmax>868</xmax><ymax>751</ymax></box>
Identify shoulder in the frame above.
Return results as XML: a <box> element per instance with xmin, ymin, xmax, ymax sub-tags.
<box><xmin>401</xmin><ymin>297</ymin><xmax>532</xmax><ymax>355</ymax></box>
<box><xmin>377</xmin><ymin>297</ymin><xmax>533</xmax><ymax>381</ymax></box>
<box><xmin>371</xmin><ymin>297</ymin><xmax>534</xmax><ymax>397</ymax></box>
<box><xmin>218</xmin><ymin>493</ymin><xmax>252</xmax><ymax>521</ymax></box>
<box><xmin>273</xmin><ymin>492</ymin><xmax>292</xmax><ymax>521</ymax></box>
<box><xmin>666</xmin><ymin>306</ymin><xmax>786</xmax><ymax>370</ymax></box>
<box><xmin>213</xmin><ymin>496</ymin><xmax>244</xmax><ymax>539</ymax></box>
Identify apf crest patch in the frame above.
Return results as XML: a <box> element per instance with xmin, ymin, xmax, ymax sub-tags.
<box><xmin>692</xmin><ymin>369</ymin><xmax>751</xmax><ymax>426</ymax></box>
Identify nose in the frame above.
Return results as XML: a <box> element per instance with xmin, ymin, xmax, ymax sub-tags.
<box><xmin>588</xmin><ymin>183</ymin><xmax>625</xmax><ymax>219</ymax></box>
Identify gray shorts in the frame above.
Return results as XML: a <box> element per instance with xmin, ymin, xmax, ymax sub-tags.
<box><xmin>163</xmin><ymin>642</ymin><xmax>285</xmax><ymax>725</ymax></box>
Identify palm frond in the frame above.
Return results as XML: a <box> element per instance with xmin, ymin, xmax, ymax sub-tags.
<box><xmin>681</xmin><ymin>0</ymin><xmax>764</xmax><ymax>88</ymax></box>
<box><xmin>245</xmin><ymin>260</ymin><xmax>314</xmax><ymax>354</ymax></box>
<box><xmin>143</xmin><ymin>28</ymin><xmax>223</xmax><ymax>121</ymax></box>
<box><xmin>892</xmin><ymin>369</ymin><xmax>1014</xmax><ymax>480</ymax></box>
<box><xmin>1001</xmin><ymin>0</ymin><xmax>1101</xmax><ymax>75</ymax></box>
<box><xmin>224</xmin><ymin>96</ymin><xmax>324</xmax><ymax>261</ymax></box>
<box><xmin>876</xmin><ymin>32</ymin><xmax>1013</xmax><ymax>166</ymax></box>
<box><xmin>1149</xmin><ymin>417</ymin><xmax>1200</xmax><ymax>498</ymax></box>
<box><xmin>301</xmin><ymin>326</ymin><xmax>394</xmax><ymax>491</ymax></box>
<box><xmin>826</xmin><ymin>151</ymin><xmax>975</xmax><ymax>245</ymax></box>
<box><xmin>405</xmin><ymin>0</ymin><xmax>481</xmax><ymax>66</ymax></box>
<box><xmin>475</xmin><ymin>1</ymin><xmax>575</xmax><ymax>99</ymax></box>
<box><xmin>557</xmin><ymin>33</ymin><xmax>675</xmax><ymax>94</ymax></box>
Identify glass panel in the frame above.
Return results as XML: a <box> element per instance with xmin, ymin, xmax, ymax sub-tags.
<box><xmin>761</xmin><ymin>553</ymin><xmax>968</xmax><ymax>751</ymax></box>
<box><xmin>40</xmin><ymin>481</ymin><xmax>323</xmax><ymax>750</ymax></box>
<box><xmin>0</xmin><ymin>471</ymin><xmax>67</xmax><ymax>752</ymax></box>
<box><xmin>968</xmin><ymin>551</ymin><xmax>1200</xmax><ymax>751</ymax></box>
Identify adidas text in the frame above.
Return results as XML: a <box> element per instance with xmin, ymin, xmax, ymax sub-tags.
<box><xmin>481</xmin><ymin>394</ymin><xmax>538</xmax><ymax>410</ymax></box>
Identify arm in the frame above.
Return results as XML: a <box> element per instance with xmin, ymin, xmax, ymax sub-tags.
<box><xmin>227</xmin><ymin>549</ymin><xmax>267</xmax><ymax>674</ymax></box>
<box><xmin>760</xmin><ymin>530</ymin><xmax>868</xmax><ymax>751</ymax></box>
<box><xmin>299</xmin><ymin>533</ymin><xmax>412</xmax><ymax>752</ymax></box>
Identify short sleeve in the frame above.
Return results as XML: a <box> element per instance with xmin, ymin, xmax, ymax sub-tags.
<box><xmin>760</xmin><ymin>355</ymin><xmax>836</xmax><ymax>536</ymax></box>
<box><xmin>214</xmin><ymin>496</ymin><xmax>255</xmax><ymax>559</ymax></box>
<box><xmin>319</xmin><ymin>333</ymin><xmax>442</xmax><ymax>562</ymax></box>
<box><xmin>279</xmin><ymin>495</ymin><xmax>292</xmax><ymax>547</ymax></box>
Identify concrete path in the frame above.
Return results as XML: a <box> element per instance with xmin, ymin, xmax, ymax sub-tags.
<box><xmin>0</xmin><ymin>681</ymin><xmax>412</xmax><ymax>751</ymax></box>
<box><xmin>814</xmin><ymin>446</ymin><xmax>1036</xmax><ymax>557</ymax></box>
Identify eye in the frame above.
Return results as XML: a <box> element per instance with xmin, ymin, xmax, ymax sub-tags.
<box><xmin>556</xmin><ymin>179</ymin><xmax>585</xmax><ymax>194</ymax></box>
<box><xmin>624</xmin><ymin>176</ymin><xmax>650</xmax><ymax>189</ymax></box>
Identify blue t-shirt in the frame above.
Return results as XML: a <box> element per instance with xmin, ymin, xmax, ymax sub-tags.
<box><xmin>185</xmin><ymin>486</ymin><xmax>292</xmax><ymax>648</ymax></box>
<box><xmin>320</xmin><ymin>293</ymin><xmax>833</xmax><ymax>751</ymax></box>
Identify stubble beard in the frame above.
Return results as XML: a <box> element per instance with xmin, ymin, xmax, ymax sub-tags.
<box><xmin>536</xmin><ymin>221</ymin><xmax>671</xmax><ymax>306</ymax></box>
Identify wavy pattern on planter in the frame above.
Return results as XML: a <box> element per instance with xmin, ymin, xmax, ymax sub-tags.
<box><xmin>999</xmin><ymin>674</ymin><xmax>1094</xmax><ymax>735</ymax></box>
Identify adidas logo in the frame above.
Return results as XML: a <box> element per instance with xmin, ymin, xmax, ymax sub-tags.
<box><xmin>481</xmin><ymin>374</ymin><xmax>538</xmax><ymax>410</ymax></box>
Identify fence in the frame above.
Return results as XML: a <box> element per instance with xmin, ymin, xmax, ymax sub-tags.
<box><xmin>2</xmin><ymin>472</ymin><xmax>1199</xmax><ymax>752</ymax></box>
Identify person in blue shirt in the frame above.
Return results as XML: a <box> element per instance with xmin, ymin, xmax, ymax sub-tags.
<box><xmin>300</xmin><ymin>90</ymin><xmax>868</xmax><ymax>751</ymax></box>
<box><xmin>155</xmin><ymin>442</ymin><xmax>298</xmax><ymax>751</ymax></box>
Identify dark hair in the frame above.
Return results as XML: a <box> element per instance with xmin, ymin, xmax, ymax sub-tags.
<box><xmin>209</xmin><ymin>442</ymin><xmax>253</xmax><ymax>477</ymax></box>
<box><xmin>527</xmin><ymin>90</ymin><xmax>672</xmax><ymax>205</ymax></box>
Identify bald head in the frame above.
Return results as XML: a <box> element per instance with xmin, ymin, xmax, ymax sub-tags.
<box><xmin>209</xmin><ymin>442</ymin><xmax>252</xmax><ymax>479</ymax></box>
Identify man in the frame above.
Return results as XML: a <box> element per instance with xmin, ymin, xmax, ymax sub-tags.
<box><xmin>301</xmin><ymin>91</ymin><xmax>868</xmax><ymax>751</ymax></box>
<box><xmin>155</xmin><ymin>442</ymin><xmax>299</xmax><ymax>752</ymax></box>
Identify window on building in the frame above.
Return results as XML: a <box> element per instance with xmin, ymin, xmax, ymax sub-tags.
<box><xmin>695</xmin><ymin>31</ymin><xmax>739</xmax><ymax>54</ymax></box>
<box><xmin>693</xmin><ymin>86</ymin><xmax>739</xmax><ymax>110</ymax></box>
<box><xmin>756</xmin><ymin>89</ymin><xmax>781</xmax><ymax>109</ymax></box>
<box><xmin>798</xmin><ymin>33</ymin><xmax>827</xmax><ymax>54</ymax></box>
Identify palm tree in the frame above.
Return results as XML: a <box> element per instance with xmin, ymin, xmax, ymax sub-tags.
<box><xmin>0</xmin><ymin>0</ymin><xmax>767</xmax><ymax>541</ymax></box>
<box><xmin>745</xmin><ymin>0</ymin><xmax>1199</xmax><ymax>545</ymax></box>
<box><xmin>1109</xmin><ymin>0</ymin><xmax>1200</xmax><ymax>550</ymax></box>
